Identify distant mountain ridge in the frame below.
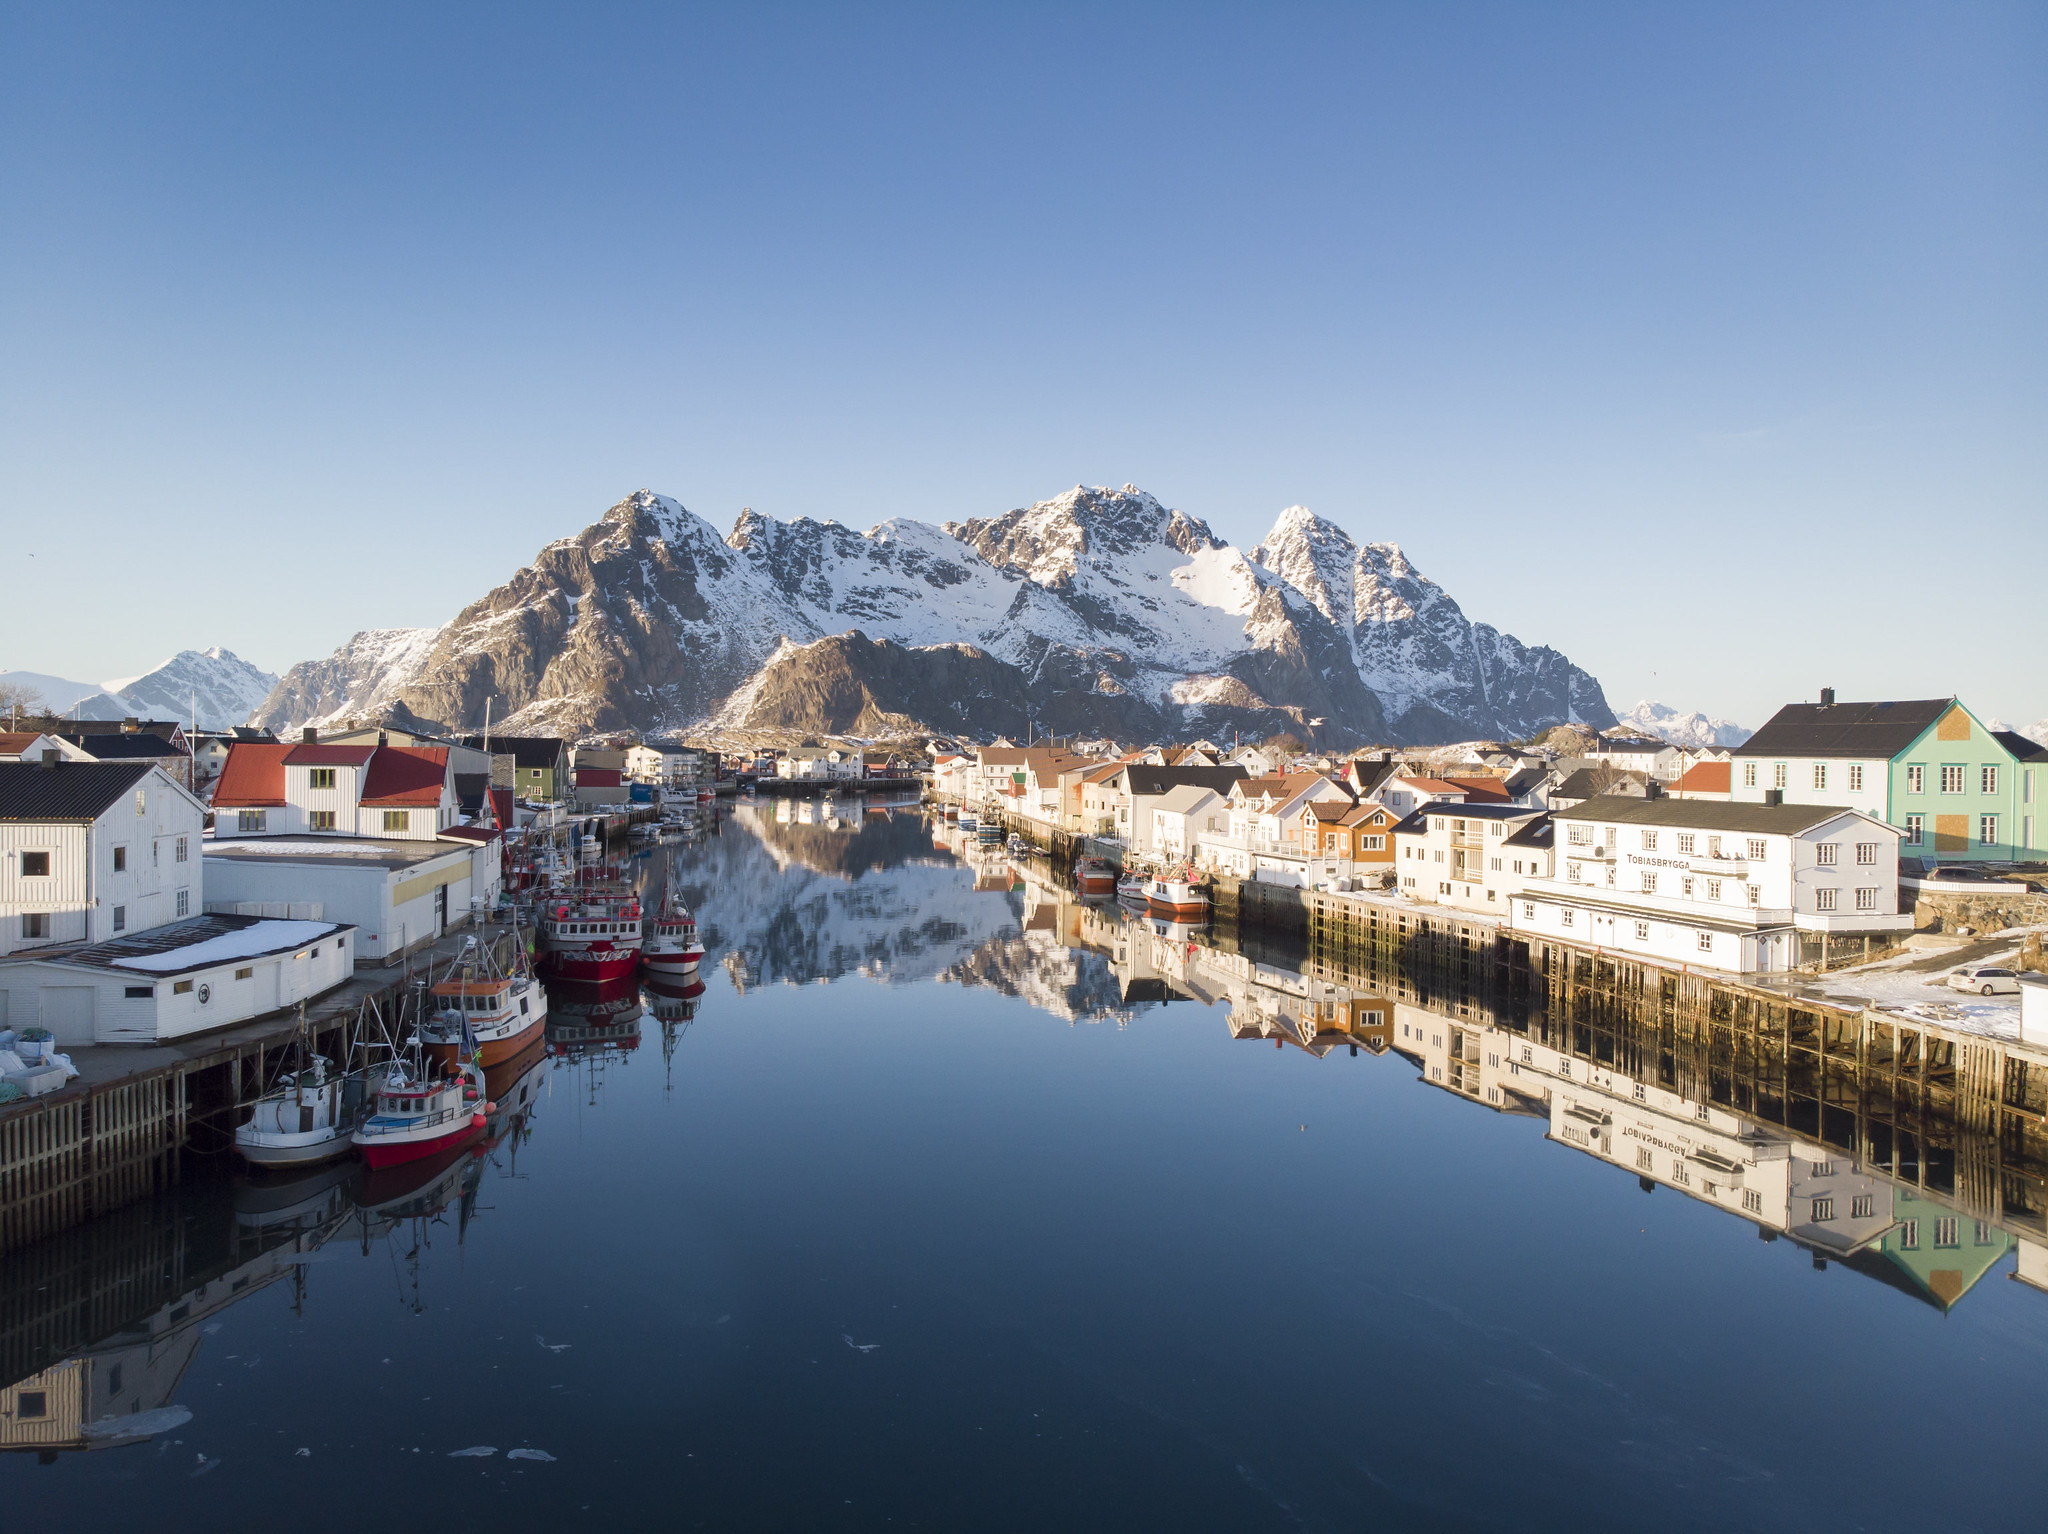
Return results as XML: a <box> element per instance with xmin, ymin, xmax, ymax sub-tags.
<box><xmin>63</xmin><ymin>648</ymin><xmax>280</xmax><ymax>732</ymax></box>
<box><xmin>1613</xmin><ymin>700</ymin><xmax>1751</xmax><ymax>749</ymax></box>
<box><xmin>252</xmin><ymin>485</ymin><xmax>1618</xmax><ymax>745</ymax></box>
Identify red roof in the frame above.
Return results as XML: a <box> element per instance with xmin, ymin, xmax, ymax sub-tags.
<box><xmin>1442</xmin><ymin>776</ymin><xmax>1510</xmax><ymax>803</ymax></box>
<box><xmin>1397</xmin><ymin>776</ymin><xmax>1468</xmax><ymax>798</ymax></box>
<box><xmin>575</xmin><ymin>768</ymin><xmax>623</xmax><ymax>788</ymax></box>
<box><xmin>213</xmin><ymin>743</ymin><xmax>292</xmax><ymax>807</ymax></box>
<box><xmin>487</xmin><ymin>787</ymin><xmax>514</xmax><ymax>829</ymax></box>
<box><xmin>438</xmin><ymin>824</ymin><xmax>500</xmax><ymax>844</ymax></box>
<box><xmin>283</xmin><ymin>744</ymin><xmax>376</xmax><ymax>766</ymax></box>
<box><xmin>361</xmin><ymin>746</ymin><xmax>449</xmax><ymax>807</ymax></box>
<box><xmin>1671</xmin><ymin>761</ymin><xmax>1732</xmax><ymax>795</ymax></box>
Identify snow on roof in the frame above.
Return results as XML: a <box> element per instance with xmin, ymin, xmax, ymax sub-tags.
<box><xmin>110</xmin><ymin>918</ymin><xmax>342</xmax><ymax>972</ymax></box>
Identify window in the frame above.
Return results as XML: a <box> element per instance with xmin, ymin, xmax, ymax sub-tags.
<box><xmin>1697</xmin><ymin>931</ymin><xmax>1713</xmax><ymax>952</ymax></box>
<box><xmin>1746</xmin><ymin>838</ymin><xmax>1766</xmax><ymax>861</ymax></box>
<box><xmin>1634</xmin><ymin>921</ymin><xmax>1650</xmax><ymax>940</ymax></box>
<box><xmin>238</xmin><ymin>809</ymin><xmax>268</xmax><ymax>833</ymax></box>
<box><xmin>1851</xmin><ymin>1195</ymin><xmax>1874</xmax><ymax>1220</ymax></box>
<box><xmin>1362</xmin><ymin>835</ymin><xmax>1384</xmax><ymax>851</ymax></box>
<box><xmin>1632</xmin><ymin>1082</ymin><xmax>1647</xmax><ymax>1101</ymax></box>
<box><xmin>1677</xmin><ymin>834</ymin><xmax>1694</xmax><ymax>854</ymax></box>
<box><xmin>1641</xmin><ymin>830</ymin><xmax>1658</xmax><ymax>851</ymax></box>
<box><xmin>1906</xmin><ymin>764</ymin><xmax>1924</xmax><ymax>794</ymax></box>
<box><xmin>1747</xmin><ymin>884</ymin><xmax>1760</xmax><ymax>906</ymax></box>
<box><xmin>1636</xmin><ymin>1146</ymin><xmax>1654</xmax><ymax>1170</ymax></box>
<box><xmin>1812</xmin><ymin>1197</ymin><xmax>1834</xmax><ymax>1222</ymax></box>
<box><xmin>1816</xmin><ymin>889</ymin><xmax>1836</xmax><ymax>911</ymax></box>
<box><xmin>173</xmin><ymin>979</ymin><xmax>193</xmax><ymax>995</ymax></box>
<box><xmin>1681</xmin><ymin>877</ymin><xmax>1693</xmax><ymax>897</ymax></box>
<box><xmin>21</xmin><ymin>913</ymin><xmax>47</xmax><ymax>939</ymax></box>
<box><xmin>113</xmin><ymin>845</ymin><xmax>127</xmax><ymax>872</ymax></box>
<box><xmin>1696</xmin><ymin>1102</ymin><xmax>1711</xmax><ymax>1122</ymax></box>
<box><xmin>1813</xmin><ymin>1160</ymin><xmax>1834</xmax><ymax>1176</ymax></box>
<box><xmin>1773</xmin><ymin>762</ymin><xmax>1787</xmax><ymax>789</ymax></box>
<box><xmin>1640</xmin><ymin>872</ymin><xmax>1657</xmax><ymax>894</ymax></box>
<box><xmin>1490</xmin><ymin>857</ymin><xmax>1501</xmax><ymax>871</ymax></box>
<box><xmin>235</xmin><ymin>966</ymin><xmax>253</xmax><ymax>980</ymax></box>
<box><xmin>1940</xmin><ymin>764</ymin><xmax>1964</xmax><ymax>794</ymax></box>
<box><xmin>1707</xmin><ymin>879</ymin><xmax>1721</xmax><ymax>900</ymax></box>
<box><xmin>309</xmin><ymin>767</ymin><xmax>336</xmax><ymax>790</ymax></box>
<box><xmin>112</xmin><ymin>904</ymin><xmax>126</xmax><ymax>932</ymax></box>
<box><xmin>1561</xmin><ymin>909</ymin><xmax>1575</xmax><ymax>927</ymax></box>
<box><xmin>309</xmin><ymin>810</ymin><xmax>336</xmax><ymax>831</ymax></box>
<box><xmin>1855</xmin><ymin>842</ymin><xmax>1875</xmax><ymax>865</ymax></box>
<box><xmin>124</xmin><ymin>985</ymin><xmax>151</xmax><ymax>998</ymax></box>
<box><xmin>176</xmin><ymin>835</ymin><xmax>187</xmax><ymax>862</ymax></box>
<box><xmin>1605</xmin><ymin>865</ymin><xmax>1615</xmax><ymax>887</ymax></box>
<box><xmin>1904</xmin><ymin>813</ymin><xmax>1923</xmax><ymax>846</ymax></box>
<box><xmin>1982</xmin><ymin>765</ymin><xmax>1999</xmax><ymax>795</ymax></box>
<box><xmin>134</xmin><ymin>789</ymin><xmax>146</xmax><ymax>817</ymax></box>
<box><xmin>1854</xmin><ymin>887</ymin><xmax>1876</xmax><ymax>911</ymax></box>
<box><xmin>175</xmin><ymin>889</ymin><xmax>189</xmax><ymax>917</ymax></box>
<box><xmin>1815</xmin><ymin>842</ymin><xmax>1837</xmax><ymax>866</ymax></box>
<box><xmin>1742</xmin><ymin>1189</ymin><xmax>1763</xmax><ymax>1214</ymax></box>
<box><xmin>1900</xmin><ymin>1220</ymin><xmax>1919</xmax><ymax>1248</ymax></box>
<box><xmin>1522</xmin><ymin>903</ymin><xmax>1535</xmax><ymax>920</ymax></box>
<box><xmin>19</xmin><ymin>851</ymin><xmax>48</xmax><ymax>877</ymax></box>
<box><xmin>1976</xmin><ymin>1221</ymin><xmax>1992</xmax><ymax>1244</ymax></box>
<box><xmin>1935</xmin><ymin>1217</ymin><xmax>1959</xmax><ymax>1248</ymax></box>
<box><xmin>1847</xmin><ymin>763</ymin><xmax>1863</xmax><ymax>792</ymax></box>
<box><xmin>16</xmin><ymin>1391</ymin><xmax>46</xmax><ymax>1420</ymax></box>
<box><xmin>1742</xmin><ymin>761</ymin><xmax>1757</xmax><ymax>788</ymax></box>
<box><xmin>1672</xmin><ymin>1159</ymin><xmax>1690</xmax><ymax>1187</ymax></box>
<box><xmin>1707</xmin><ymin>835</ymin><xmax>1722</xmax><ymax>858</ymax></box>
<box><xmin>1813</xmin><ymin>763</ymin><xmax>1827</xmax><ymax>791</ymax></box>
<box><xmin>1568</xmin><ymin>824</ymin><xmax>1591</xmax><ymax>845</ymax></box>
<box><xmin>1980</xmin><ymin>814</ymin><xmax>1999</xmax><ymax>846</ymax></box>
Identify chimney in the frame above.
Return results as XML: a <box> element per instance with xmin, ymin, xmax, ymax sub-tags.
<box><xmin>40</xmin><ymin>748</ymin><xmax>58</xmax><ymax>771</ymax></box>
<box><xmin>1643</xmin><ymin>780</ymin><xmax>1662</xmax><ymax>800</ymax></box>
<box><xmin>1819</xmin><ymin>687</ymin><xmax>1835</xmax><ymax>707</ymax></box>
<box><xmin>378</xmin><ymin>730</ymin><xmax>388</xmax><ymax>747</ymax></box>
<box><xmin>122</xmin><ymin>716</ymin><xmax>139</xmax><ymax>733</ymax></box>
<box><xmin>1763</xmin><ymin>788</ymin><xmax>1783</xmax><ymax>806</ymax></box>
<box><xmin>302</xmin><ymin>726</ymin><xmax>318</xmax><ymax>745</ymax></box>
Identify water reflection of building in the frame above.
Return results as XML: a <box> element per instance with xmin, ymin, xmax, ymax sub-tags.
<box><xmin>1</xmin><ymin>1049</ymin><xmax>552</xmax><ymax>1455</ymax></box>
<box><xmin>1388</xmin><ymin>1001</ymin><xmax>2016</xmax><ymax>1310</ymax></box>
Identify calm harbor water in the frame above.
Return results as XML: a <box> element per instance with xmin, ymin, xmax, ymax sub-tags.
<box><xmin>5</xmin><ymin>800</ymin><xmax>2047</xmax><ymax>1530</ymax></box>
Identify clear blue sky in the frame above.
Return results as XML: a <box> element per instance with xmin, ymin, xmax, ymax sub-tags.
<box><xmin>3</xmin><ymin>3</ymin><xmax>2041</xmax><ymax>727</ymax></box>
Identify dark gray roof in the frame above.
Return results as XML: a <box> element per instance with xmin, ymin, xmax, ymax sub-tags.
<box><xmin>1732</xmin><ymin>699</ymin><xmax>1952</xmax><ymax>760</ymax></box>
<box><xmin>1503</xmin><ymin>815</ymin><xmax>1555</xmax><ymax>849</ymax></box>
<box><xmin>55</xmin><ymin>732</ymin><xmax>187</xmax><ymax>760</ymax></box>
<box><xmin>1550</xmin><ymin>797</ymin><xmax>1876</xmax><ymax>834</ymax></box>
<box><xmin>1552</xmin><ymin>767</ymin><xmax>1648</xmax><ymax>801</ymax></box>
<box><xmin>1122</xmin><ymin>765</ymin><xmax>1250</xmax><ymax>797</ymax></box>
<box><xmin>461</xmin><ymin>734</ymin><xmax>564</xmax><ymax>769</ymax></box>
<box><xmin>1591</xmin><ymin>735</ymin><xmax>1672</xmax><ymax>753</ymax></box>
<box><xmin>0</xmin><ymin>760</ymin><xmax>155</xmax><ymax>821</ymax></box>
<box><xmin>1992</xmin><ymin>730</ymin><xmax>2048</xmax><ymax>764</ymax></box>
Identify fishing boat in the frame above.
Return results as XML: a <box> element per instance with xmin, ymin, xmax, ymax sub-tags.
<box><xmin>1006</xmin><ymin>833</ymin><xmax>1030</xmax><ymax>857</ymax></box>
<box><xmin>1116</xmin><ymin>870</ymin><xmax>1151</xmax><ymax>907</ymax></box>
<box><xmin>349</xmin><ymin>1059</ymin><xmax>488</xmax><ymax>1169</ymax></box>
<box><xmin>1073</xmin><ymin>857</ymin><xmax>1118</xmax><ymax>900</ymax></box>
<box><xmin>642</xmin><ymin>855</ymin><xmax>704</xmax><ymax>974</ymax></box>
<box><xmin>233</xmin><ymin>1052</ymin><xmax>387</xmax><ymax>1168</ymax></box>
<box><xmin>1147</xmin><ymin>868</ymin><xmax>1210</xmax><ymax>922</ymax></box>
<box><xmin>536</xmin><ymin>884</ymin><xmax>644</xmax><ymax>982</ymax></box>
<box><xmin>418</xmin><ymin>931</ymin><xmax>548</xmax><ymax>1068</ymax></box>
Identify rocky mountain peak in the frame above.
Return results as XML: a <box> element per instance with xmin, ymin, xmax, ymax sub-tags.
<box><xmin>1251</xmin><ymin>506</ymin><xmax>1360</xmax><ymax>630</ymax></box>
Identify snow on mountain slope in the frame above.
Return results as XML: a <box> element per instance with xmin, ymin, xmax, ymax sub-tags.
<box><xmin>259</xmin><ymin>483</ymin><xmax>1613</xmax><ymax>744</ymax></box>
<box><xmin>68</xmin><ymin>648</ymin><xmax>281</xmax><ymax>730</ymax></box>
<box><xmin>1614</xmin><ymin>700</ymin><xmax>1751</xmax><ymax>749</ymax></box>
<box><xmin>0</xmin><ymin>669</ymin><xmax>101</xmax><ymax>713</ymax></box>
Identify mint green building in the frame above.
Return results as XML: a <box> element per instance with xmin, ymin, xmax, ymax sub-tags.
<box><xmin>1731</xmin><ymin>694</ymin><xmax>2046</xmax><ymax>864</ymax></box>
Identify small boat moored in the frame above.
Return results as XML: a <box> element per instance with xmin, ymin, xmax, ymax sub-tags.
<box><xmin>1147</xmin><ymin>868</ymin><xmax>1210</xmax><ymax>922</ymax></box>
<box><xmin>418</xmin><ymin>933</ymin><xmax>548</xmax><ymax>1069</ymax></box>
<box><xmin>233</xmin><ymin>1053</ymin><xmax>385</xmax><ymax>1168</ymax></box>
<box><xmin>350</xmin><ymin>1060</ymin><xmax>488</xmax><ymax>1169</ymax></box>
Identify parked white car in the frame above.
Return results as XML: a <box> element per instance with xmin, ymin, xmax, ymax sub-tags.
<box><xmin>1947</xmin><ymin>966</ymin><xmax>2022</xmax><ymax>996</ymax></box>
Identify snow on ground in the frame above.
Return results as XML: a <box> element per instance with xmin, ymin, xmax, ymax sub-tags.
<box><xmin>1809</xmin><ymin>941</ymin><xmax>2027</xmax><ymax>1041</ymax></box>
<box><xmin>111</xmin><ymin>919</ymin><xmax>342</xmax><ymax>970</ymax></box>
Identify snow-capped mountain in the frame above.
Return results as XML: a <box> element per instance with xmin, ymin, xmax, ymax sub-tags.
<box><xmin>67</xmin><ymin>648</ymin><xmax>280</xmax><ymax>731</ymax></box>
<box><xmin>253</xmin><ymin>485</ymin><xmax>1616</xmax><ymax>744</ymax></box>
<box><xmin>1988</xmin><ymin>717</ymin><xmax>2048</xmax><ymax>751</ymax></box>
<box><xmin>1612</xmin><ymin>700</ymin><xmax>1751</xmax><ymax>749</ymax></box>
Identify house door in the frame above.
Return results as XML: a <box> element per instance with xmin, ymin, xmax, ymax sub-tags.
<box><xmin>39</xmin><ymin>985</ymin><xmax>96</xmax><ymax>1046</ymax></box>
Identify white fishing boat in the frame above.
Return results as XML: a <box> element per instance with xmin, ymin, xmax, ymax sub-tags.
<box><xmin>233</xmin><ymin>1053</ymin><xmax>387</xmax><ymax>1168</ymax></box>
<box><xmin>642</xmin><ymin>850</ymin><xmax>704</xmax><ymax>974</ymax></box>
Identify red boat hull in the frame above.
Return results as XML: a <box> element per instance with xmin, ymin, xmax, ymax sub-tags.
<box><xmin>538</xmin><ymin>946</ymin><xmax>641</xmax><ymax>983</ymax></box>
<box><xmin>358</xmin><ymin>1114</ymin><xmax>486</xmax><ymax>1169</ymax></box>
<box><xmin>642</xmin><ymin>947</ymin><xmax>703</xmax><ymax>972</ymax></box>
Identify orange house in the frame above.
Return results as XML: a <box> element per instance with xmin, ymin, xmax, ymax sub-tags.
<box><xmin>1299</xmin><ymin>798</ymin><xmax>1398</xmax><ymax>880</ymax></box>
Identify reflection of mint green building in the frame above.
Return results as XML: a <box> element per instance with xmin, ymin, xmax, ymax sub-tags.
<box><xmin>1863</xmin><ymin>1190</ymin><xmax>2013</xmax><ymax>1311</ymax></box>
<box><xmin>1732</xmin><ymin>695</ymin><xmax>2046</xmax><ymax>863</ymax></box>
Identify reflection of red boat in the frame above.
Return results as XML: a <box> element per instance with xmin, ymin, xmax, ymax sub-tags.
<box><xmin>545</xmin><ymin>976</ymin><xmax>644</xmax><ymax>1057</ymax></box>
<box><xmin>642</xmin><ymin>972</ymin><xmax>706</xmax><ymax>1024</ymax></box>
<box><xmin>353</xmin><ymin>1135</ymin><xmax>476</xmax><ymax>1213</ymax></box>
<box><xmin>1073</xmin><ymin>857</ymin><xmax>1117</xmax><ymax>899</ymax></box>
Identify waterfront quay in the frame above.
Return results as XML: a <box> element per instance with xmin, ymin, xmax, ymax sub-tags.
<box><xmin>0</xmin><ymin>920</ymin><xmax>522</xmax><ymax>1254</ymax></box>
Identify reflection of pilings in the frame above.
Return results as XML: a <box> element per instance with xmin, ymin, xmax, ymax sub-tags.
<box><xmin>1281</xmin><ymin>899</ymin><xmax>2048</xmax><ymax>1244</ymax></box>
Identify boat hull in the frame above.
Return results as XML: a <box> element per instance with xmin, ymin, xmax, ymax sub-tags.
<box><xmin>422</xmin><ymin>1010</ymin><xmax>547</xmax><ymax>1069</ymax></box>
<box><xmin>357</xmin><ymin>1114</ymin><xmax>487</xmax><ymax>1170</ymax></box>
<box><xmin>642</xmin><ymin>945</ymin><xmax>703</xmax><ymax>973</ymax></box>
<box><xmin>1147</xmin><ymin>896</ymin><xmax>1208</xmax><ymax>920</ymax></box>
<box><xmin>537</xmin><ymin>945</ymin><xmax>641</xmax><ymax>983</ymax></box>
<box><xmin>233</xmin><ymin>1127</ymin><xmax>356</xmax><ymax>1169</ymax></box>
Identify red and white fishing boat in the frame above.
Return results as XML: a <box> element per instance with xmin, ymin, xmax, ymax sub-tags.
<box><xmin>1073</xmin><ymin>857</ymin><xmax>1118</xmax><ymax>900</ymax></box>
<box><xmin>642</xmin><ymin>877</ymin><xmax>704</xmax><ymax>975</ymax></box>
<box><xmin>350</xmin><ymin>1060</ymin><xmax>488</xmax><ymax>1169</ymax></box>
<box><xmin>1146</xmin><ymin>867</ymin><xmax>1210</xmax><ymax>922</ymax></box>
<box><xmin>419</xmin><ymin>928</ymin><xmax>549</xmax><ymax>1069</ymax></box>
<box><xmin>536</xmin><ymin>884</ymin><xmax>644</xmax><ymax>983</ymax></box>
